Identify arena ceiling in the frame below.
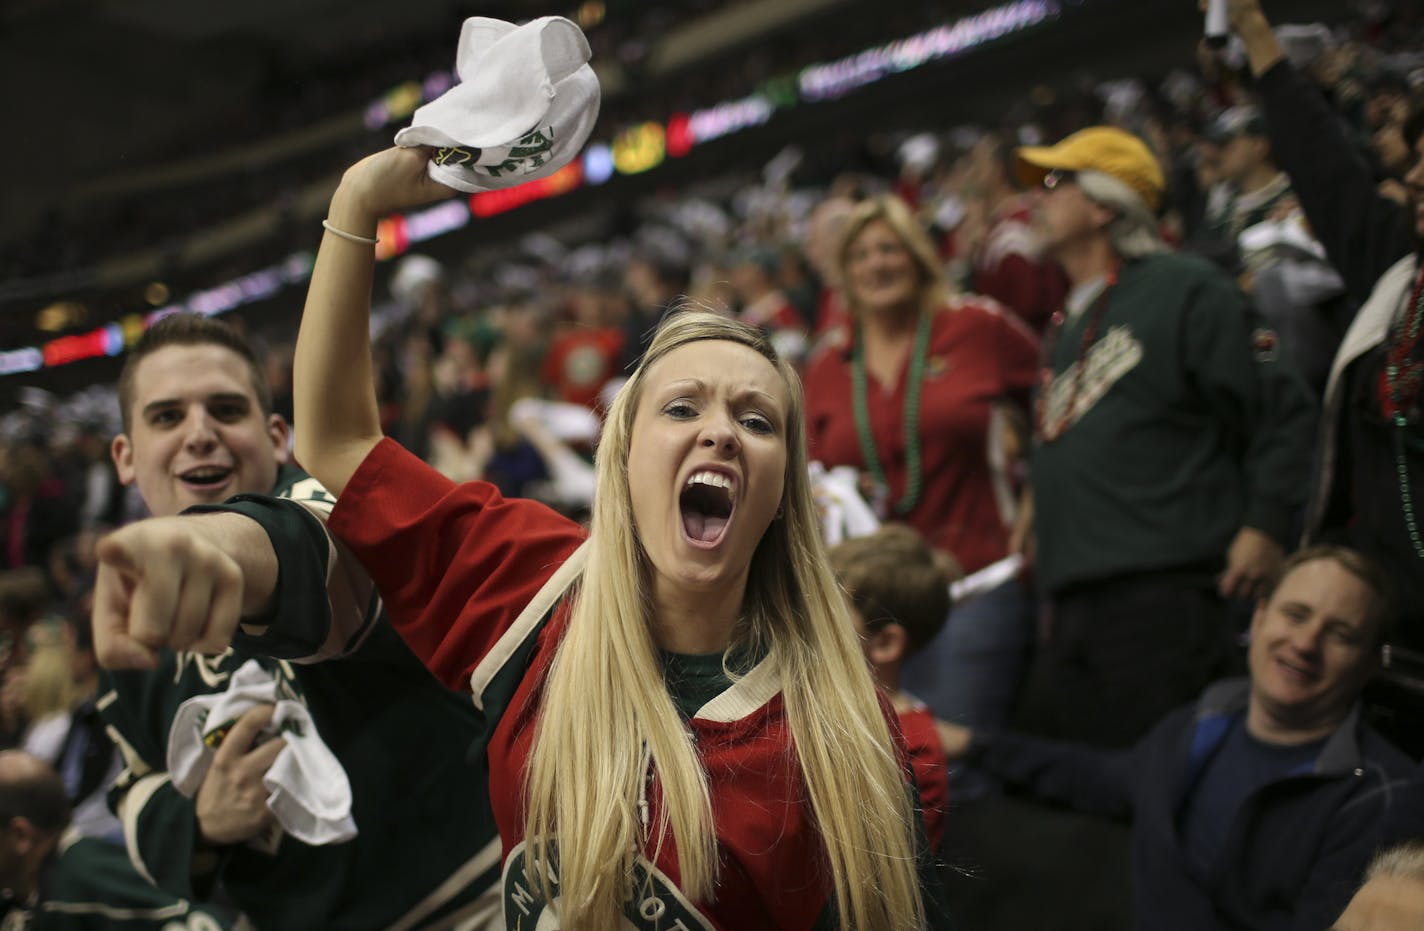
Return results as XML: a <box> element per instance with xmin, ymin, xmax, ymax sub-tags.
<box><xmin>2</xmin><ymin>0</ymin><xmax>587</xmax><ymax>246</ymax></box>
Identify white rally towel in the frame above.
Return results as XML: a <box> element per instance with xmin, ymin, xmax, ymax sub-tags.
<box><xmin>168</xmin><ymin>660</ymin><xmax>357</xmax><ymax>846</ymax></box>
<box><xmin>394</xmin><ymin>16</ymin><xmax>601</xmax><ymax>193</ymax></box>
<box><xmin>949</xmin><ymin>554</ymin><xmax>1025</xmax><ymax>606</ymax></box>
<box><xmin>809</xmin><ymin>461</ymin><xmax>882</xmax><ymax>547</ymax></box>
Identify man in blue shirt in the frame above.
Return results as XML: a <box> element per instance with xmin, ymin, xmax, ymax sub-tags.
<box><xmin>942</xmin><ymin>545</ymin><xmax>1414</xmax><ymax>930</ymax></box>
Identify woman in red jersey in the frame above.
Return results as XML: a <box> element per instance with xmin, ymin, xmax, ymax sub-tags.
<box><xmin>802</xmin><ymin>196</ymin><xmax>1040</xmax><ymax>787</ymax></box>
<box><xmin>293</xmin><ymin>147</ymin><xmax>949</xmax><ymax>931</ymax></box>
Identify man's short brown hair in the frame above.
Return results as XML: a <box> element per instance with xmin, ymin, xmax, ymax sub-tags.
<box><xmin>827</xmin><ymin>525</ymin><xmax>952</xmax><ymax>654</ymax></box>
<box><xmin>1262</xmin><ymin>544</ymin><xmax>1398</xmax><ymax>650</ymax></box>
<box><xmin>116</xmin><ymin>314</ymin><xmax>271</xmax><ymax>433</ymax></box>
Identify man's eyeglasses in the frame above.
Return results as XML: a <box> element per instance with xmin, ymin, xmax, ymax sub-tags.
<box><xmin>1041</xmin><ymin>169</ymin><xmax>1078</xmax><ymax>191</ymax></box>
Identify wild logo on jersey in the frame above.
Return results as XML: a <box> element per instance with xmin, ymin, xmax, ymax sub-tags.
<box><xmin>502</xmin><ymin>840</ymin><xmax>713</xmax><ymax>930</ymax></box>
<box><xmin>1041</xmin><ymin>323</ymin><xmax>1144</xmax><ymax>434</ymax></box>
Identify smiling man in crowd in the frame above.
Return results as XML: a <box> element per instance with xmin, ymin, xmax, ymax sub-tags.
<box><xmin>940</xmin><ymin>545</ymin><xmax>1414</xmax><ymax>930</ymax></box>
<box><xmin>94</xmin><ymin>313</ymin><xmax>501</xmax><ymax>930</ymax></box>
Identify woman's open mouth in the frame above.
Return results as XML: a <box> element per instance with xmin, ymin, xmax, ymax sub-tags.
<box><xmin>680</xmin><ymin>470</ymin><xmax>736</xmax><ymax>548</ymax></box>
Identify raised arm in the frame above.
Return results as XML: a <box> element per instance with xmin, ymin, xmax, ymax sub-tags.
<box><xmin>294</xmin><ymin>147</ymin><xmax>455</xmax><ymax>495</ymax></box>
<box><xmin>1225</xmin><ymin>0</ymin><xmax>1413</xmax><ymax>302</ymax></box>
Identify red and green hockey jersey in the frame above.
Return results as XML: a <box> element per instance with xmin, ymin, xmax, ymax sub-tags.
<box><xmin>329</xmin><ymin>439</ymin><xmax>951</xmax><ymax>930</ymax></box>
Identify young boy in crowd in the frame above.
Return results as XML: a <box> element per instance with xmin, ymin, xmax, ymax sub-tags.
<box><xmin>827</xmin><ymin>525</ymin><xmax>953</xmax><ymax>851</ymax></box>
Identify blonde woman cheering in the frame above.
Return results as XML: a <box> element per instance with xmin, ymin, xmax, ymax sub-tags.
<box><xmin>305</xmin><ymin>146</ymin><xmax>948</xmax><ymax>930</ymax></box>
<box><xmin>87</xmin><ymin>145</ymin><xmax>950</xmax><ymax>930</ymax></box>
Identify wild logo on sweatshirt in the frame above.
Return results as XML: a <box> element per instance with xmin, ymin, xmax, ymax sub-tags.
<box><xmin>502</xmin><ymin>839</ymin><xmax>713</xmax><ymax>930</ymax></box>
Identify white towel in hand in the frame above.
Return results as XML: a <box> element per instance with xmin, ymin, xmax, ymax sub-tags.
<box><xmin>809</xmin><ymin>461</ymin><xmax>882</xmax><ymax>547</ymax></box>
<box><xmin>394</xmin><ymin>16</ymin><xmax>600</xmax><ymax>193</ymax></box>
<box><xmin>168</xmin><ymin>660</ymin><xmax>357</xmax><ymax>846</ymax></box>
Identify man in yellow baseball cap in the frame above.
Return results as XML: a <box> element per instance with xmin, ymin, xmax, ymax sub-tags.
<box><xmin>1012</xmin><ymin>124</ymin><xmax>1316</xmax><ymax>750</ymax></box>
<box><xmin>1015</xmin><ymin>125</ymin><xmax>1166</xmax><ymax>212</ymax></box>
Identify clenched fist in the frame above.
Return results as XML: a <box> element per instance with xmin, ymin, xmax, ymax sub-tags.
<box><xmin>92</xmin><ymin>515</ymin><xmax>268</xmax><ymax>669</ymax></box>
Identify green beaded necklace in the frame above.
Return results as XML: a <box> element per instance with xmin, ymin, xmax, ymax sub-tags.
<box><xmin>1385</xmin><ymin>268</ymin><xmax>1424</xmax><ymax>560</ymax></box>
<box><xmin>851</xmin><ymin>311</ymin><xmax>931</xmax><ymax>516</ymax></box>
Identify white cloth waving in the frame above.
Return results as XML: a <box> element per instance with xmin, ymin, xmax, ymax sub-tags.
<box><xmin>394</xmin><ymin>16</ymin><xmax>600</xmax><ymax>193</ymax></box>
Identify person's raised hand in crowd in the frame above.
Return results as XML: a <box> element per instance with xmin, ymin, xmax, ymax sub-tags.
<box><xmin>91</xmin><ymin>514</ymin><xmax>280</xmax><ymax>670</ymax></box>
<box><xmin>1218</xmin><ymin>525</ymin><xmax>1284</xmax><ymax>602</ymax></box>
<box><xmin>195</xmin><ymin>704</ymin><xmax>286</xmax><ymax>847</ymax></box>
<box><xmin>328</xmin><ymin>147</ymin><xmax>455</xmax><ymax>239</ymax></box>
<box><xmin>297</xmin><ymin>147</ymin><xmax>458</xmax><ymax>500</ymax></box>
<box><xmin>1199</xmin><ymin>0</ymin><xmax>1285</xmax><ymax>77</ymax></box>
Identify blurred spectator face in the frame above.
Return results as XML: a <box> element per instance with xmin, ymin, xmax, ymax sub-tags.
<box><xmin>501</xmin><ymin>303</ymin><xmax>549</xmax><ymax>350</ymax></box>
<box><xmin>599</xmin><ymin>290</ymin><xmax>632</xmax><ymax>327</ymax></box>
<box><xmin>2</xmin><ymin>446</ymin><xmax>49</xmax><ymax>499</ymax></box>
<box><xmin>729</xmin><ymin>259</ymin><xmax>773</xmax><ymax>304</ymax></box>
<box><xmin>966</xmin><ymin>135</ymin><xmax>1006</xmax><ymax>192</ymax></box>
<box><xmin>111</xmin><ymin>345</ymin><xmax>289</xmax><ymax>518</ymax></box>
<box><xmin>802</xmin><ymin>197</ymin><xmax>856</xmax><ymax>281</ymax></box>
<box><xmin>843</xmin><ymin>220</ymin><xmax>920</xmax><ymax>319</ymax></box>
<box><xmin>1366</xmin><ymin>88</ymin><xmax>1410</xmax><ymax>131</ymax></box>
<box><xmin>1374</xmin><ymin>121</ymin><xmax>1410</xmax><ymax>176</ymax></box>
<box><xmin>570</xmin><ymin>287</ymin><xmax>605</xmax><ymax>327</ymax></box>
<box><xmin>1216</xmin><ymin>133</ymin><xmax>1268</xmax><ymax>185</ymax></box>
<box><xmin>0</xmin><ymin>752</ymin><xmax>64</xmax><ymax>902</ymax></box>
<box><xmin>1332</xmin><ymin>875</ymin><xmax>1424</xmax><ymax>930</ymax></box>
<box><xmin>624</xmin><ymin>258</ymin><xmax>665</xmax><ymax>309</ymax></box>
<box><xmin>688</xmin><ymin>262</ymin><xmax>737</xmax><ymax>314</ymax></box>
<box><xmin>1031</xmin><ymin>171</ymin><xmax>1110</xmax><ymax>254</ymax></box>
<box><xmin>1194</xmin><ymin>138</ymin><xmax>1224</xmax><ymax>188</ymax></box>
<box><xmin>1247</xmin><ymin>558</ymin><xmax>1380</xmax><ymax>736</ymax></box>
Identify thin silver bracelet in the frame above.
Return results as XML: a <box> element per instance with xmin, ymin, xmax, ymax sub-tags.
<box><xmin>321</xmin><ymin>218</ymin><xmax>379</xmax><ymax>245</ymax></box>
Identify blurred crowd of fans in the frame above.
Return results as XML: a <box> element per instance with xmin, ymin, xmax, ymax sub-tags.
<box><xmin>0</xmin><ymin>5</ymin><xmax>1421</xmax><ymax>901</ymax></box>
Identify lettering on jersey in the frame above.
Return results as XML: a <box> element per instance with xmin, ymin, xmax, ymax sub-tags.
<box><xmin>171</xmin><ymin>649</ymin><xmax>300</xmax><ymax>703</ymax></box>
<box><xmin>1041</xmin><ymin>324</ymin><xmax>1144</xmax><ymax>434</ymax></box>
<box><xmin>171</xmin><ymin>649</ymin><xmax>234</xmax><ymax>689</ymax></box>
<box><xmin>502</xmin><ymin>840</ymin><xmax>714</xmax><ymax>930</ymax></box>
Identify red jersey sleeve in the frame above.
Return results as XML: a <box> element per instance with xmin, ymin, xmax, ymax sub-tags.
<box><xmin>895</xmin><ymin>705</ymin><xmax>950</xmax><ymax>853</ymax></box>
<box><xmin>327</xmin><ymin>437</ymin><xmax>587</xmax><ymax>691</ymax></box>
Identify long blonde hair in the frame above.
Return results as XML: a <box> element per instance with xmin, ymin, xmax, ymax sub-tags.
<box><xmin>835</xmin><ymin>195</ymin><xmax>950</xmax><ymax>319</ymax></box>
<box><xmin>524</xmin><ymin>310</ymin><xmax>927</xmax><ymax>929</ymax></box>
